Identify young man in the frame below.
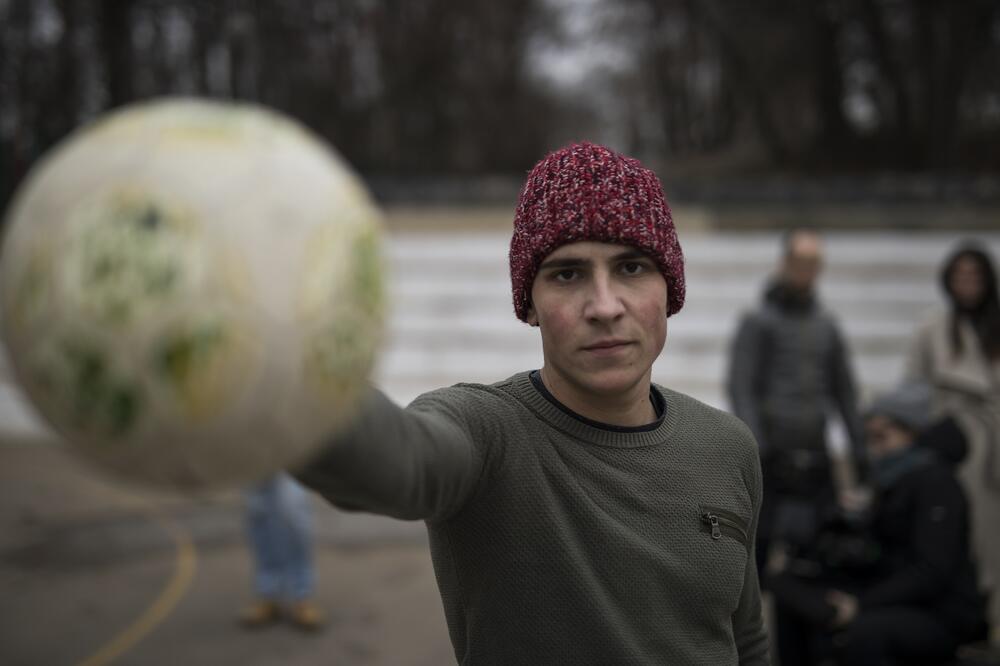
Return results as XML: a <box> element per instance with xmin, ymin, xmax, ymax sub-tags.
<box><xmin>296</xmin><ymin>142</ymin><xmax>769</xmax><ymax>664</ymax></box>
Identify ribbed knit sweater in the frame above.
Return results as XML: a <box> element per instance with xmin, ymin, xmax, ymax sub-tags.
<box><xmin>296</xmin><ymin>371</ymin><xmax>770</xmax><ymax>665</ymax></box>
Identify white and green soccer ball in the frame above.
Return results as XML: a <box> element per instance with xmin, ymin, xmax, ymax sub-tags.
<box><xmin>0</xmin><ymin>98</ymin><xmax>385</xmax><ymax>490</ymax></box>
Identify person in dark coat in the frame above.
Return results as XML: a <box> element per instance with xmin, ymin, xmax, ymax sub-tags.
<box><xmin>727</xmin><ymin>229</ymin><xmax>865</xmax><ymax>576</ymax></box>
<box><xmin>767</xmin><ymin>383</ymin><xmax>987</xmax><ymax>666</ymax></box>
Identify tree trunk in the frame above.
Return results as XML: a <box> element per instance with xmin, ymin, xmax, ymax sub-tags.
<box><xmin>100</xmin><ymin>0</ymin><xmax>134</xmax><ymax>108</ymax></box>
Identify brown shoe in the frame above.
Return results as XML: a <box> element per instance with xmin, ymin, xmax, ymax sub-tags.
<box><xmin>238</xmin><ymin>600</ymin><xmax>281</xmax><ymax>628</ymax></box>
<box><xmin>287</xmin><ymin>600</ymin><xmax>325</xmax><ymax>631</ymax></box>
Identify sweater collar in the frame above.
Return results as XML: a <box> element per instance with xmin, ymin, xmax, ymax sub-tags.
<box><xmin>528</xmin><ymin>370</ymin><xmax>664</xmax><ymax>432</ymax></box>
<box><xmin>509</xmin><ymin>371</ymin><xmax>679</xmax><ymax>449</ymax></box>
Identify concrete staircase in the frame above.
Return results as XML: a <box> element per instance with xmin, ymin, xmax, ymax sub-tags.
<box><xmin>377</xmin><ymin>228</ymin><xmax>1000</xmax><ymax>411</ymax></box>
<box><xmin>3</xmin><ymin>228</ymin><xmax>1000</xmax><ymax>442</ymax></box>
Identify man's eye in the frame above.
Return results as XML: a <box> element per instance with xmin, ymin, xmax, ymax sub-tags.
<box><xmin>621</xmin><ymin>261</ymin><xmax>646</xmax><ymax>275</ymax></box>
<box><xmin>554</xmin><ymin>269</ymin><xmax>578</xmax><ymax>282</ymax></box>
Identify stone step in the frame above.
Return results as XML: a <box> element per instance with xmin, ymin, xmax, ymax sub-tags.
<box><xmin>375</xmin><ymin>346</ymin><xmax>902</xmax><ymax>389</ymax></box>
<box><xmin>385</xmin><ymin>230</ymin><xmax>997</xmax><ymax>263</ymax></box>
<box><xmin>384</xmin><ymin>325</ymin><xmax>929</xmax><ymax>364</ymax></box>
<box><xmin>391</xmin><ymin>280</ymin><xmax>941</xmax><ymax>307</ymax></box>
<box><xmin>388</xmin><ymin>310</ymin><xmax>933</xmax><ymax>337</ymax></box>
<box><xmin>2</xmin><ymin>230</ymin><xmax>998</xmax><ymax>441</ymax></box>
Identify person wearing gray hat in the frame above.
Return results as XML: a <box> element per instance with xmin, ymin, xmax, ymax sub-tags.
<box><xmin>768</xmin><ymin>382</ymin><xmax>987</xmax><ymax>666</ymax></box>
<box><xmin>864</xmin><ymin>381</ymin><xmax>934</xmax><ymax>435</ymax></box>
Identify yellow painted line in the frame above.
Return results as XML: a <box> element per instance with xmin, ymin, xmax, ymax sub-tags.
<box><xmin>76</xmin><ymin>511</ymin><xmax>198</xmax><ymax>666</ymax></box>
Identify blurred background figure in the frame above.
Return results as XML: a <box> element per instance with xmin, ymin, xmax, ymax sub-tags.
<box><xmin>727</xmin><ymin>229</ymin><xmax>865</xmax><ymax>578</ymax></box>
<box><xmin>240</xmin><ymin>473</ymin><xmax>324</xmax><ymax>631</ymax></box>
<box><xmin>905</xmin><ymin>242</ymin><xmax>1000</xmax><ymax>645</ymax></box>
<box><xmin>766</xmin><ymin>383</ymin><xmax>986</xmax><ymax>666</ymax></box>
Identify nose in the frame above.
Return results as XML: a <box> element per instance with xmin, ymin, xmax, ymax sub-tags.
<box><xmin>583</xmin><ymin>273</ymin><xmax>625</xmax><ymax>322</ymax></box>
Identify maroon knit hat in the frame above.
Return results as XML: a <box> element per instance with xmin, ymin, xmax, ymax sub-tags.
<box><xmin>509</xmin><ymin>142</ymin><xmax>685</xmax><ymax>322</ymax></box>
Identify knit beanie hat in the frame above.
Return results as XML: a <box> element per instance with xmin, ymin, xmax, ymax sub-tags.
<box><xmin>865</xmin><ymin>382</ymin><xmax>934</xmax><ymax>433</ymax></box>
<box><xmin>509</xmin><ymin>142</ymin><xmax>685</xmax><ymax>322</ymax></box>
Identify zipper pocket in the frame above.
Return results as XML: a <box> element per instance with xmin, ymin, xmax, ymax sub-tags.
<box><xmin>700</xmin><ymin>505</ymin><xmax>749</xmax><ymax>547</ymax></box>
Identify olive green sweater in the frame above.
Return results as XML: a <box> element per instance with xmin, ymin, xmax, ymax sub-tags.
<box><xmin>296</xmin><ymin>372</ymin><xmax>769</xmax><ymax>665</ymax></box>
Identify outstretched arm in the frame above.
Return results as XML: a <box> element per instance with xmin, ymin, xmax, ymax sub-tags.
<box><xmin>294</xmin><ymin>387</ymin><xmax>486</xmax><ymax>523</ymax></box>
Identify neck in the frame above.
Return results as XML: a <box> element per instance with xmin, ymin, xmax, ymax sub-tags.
<box><xmin>770</xmin><ymin>280</ymin><xmax>814</xmax><ymax>310</ymax></box>
<box><xmin>539</xmin><ymin>367</ymin><xmax>656</xmax><ymax>427</ymax></box>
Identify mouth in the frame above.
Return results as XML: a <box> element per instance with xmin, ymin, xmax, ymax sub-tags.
<box><xmin>582</xmin><ymin>339</ymin><xmax>633</xmax><ymax>353</ymax></box>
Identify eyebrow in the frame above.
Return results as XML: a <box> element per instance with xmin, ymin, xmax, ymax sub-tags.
<box><xmin>538</xmin><ymin>249</ymin><xmax>649</xmax><ymax>271</ymax></box>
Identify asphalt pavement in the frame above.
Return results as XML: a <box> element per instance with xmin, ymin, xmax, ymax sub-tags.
<box><xmin>0</xmin><ymin>438</ymin><xmax>453</xmax><ymax>666</ymax></box>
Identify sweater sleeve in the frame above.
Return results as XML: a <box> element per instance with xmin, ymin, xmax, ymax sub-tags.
<box><xmin>727</xmin><ymin>313</ymin><xmax>769</xmax><ymax>455</ymax></box>
<box><xmin>904</xmin><ymin>320</ymin><xmax>935</xmax><ymax>383</ymax></box>
<box><xmin>859</xmin><ymin>469</ymin><xmax>967</xmax><ymax>609</ymax></box>
<box><xmin>733</xmin><ymin>447</ymin><xmax>771</xmax><ymax>665</ymax></box>
<box><xmin>293</xmin><ymin>387</ymin><xmax>486</xmax><ymax>523</ymax></box>
<box><xmin>829</xmin><ymin>323</ymin><xmax>866</xmax><ymax>476</ymax></box>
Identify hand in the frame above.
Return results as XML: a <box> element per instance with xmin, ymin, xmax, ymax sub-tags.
<box><xmin>838</xmin><ymin>487</ymin><xmax>872</xmax><ymax>514</ymax></box>
<box><xmin>825</xmin><ymin>590</ymin><xmax>859</xmax><ymax>628</ymax></box>
<box><xmin>764</xmin><ymin>542</ymin><xmax>789</xmax><ymax>576</ymax></box>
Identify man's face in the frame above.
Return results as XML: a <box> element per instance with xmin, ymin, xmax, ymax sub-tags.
<box><xmin>781</xmin><ymin>233</ymin><xmax>823</xmax><ymax>293</ymax></box>
<box><xmin>526</xmin><ymin>241</ymin><xmax>668</xmax><ymax>403</ymax></box>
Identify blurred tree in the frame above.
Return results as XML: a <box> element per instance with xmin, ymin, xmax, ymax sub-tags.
<box><xmin>0</xmin><ymin>0</ymin><xmax>558</xmax><ymax>211</ymax></box>
<box><xmin>2</xmin><ymin>0</ymin><xmax>1000</xmax><ymax>214</ymax></box>
<box><xmin>630</xmin><ymin>0</ymin><xmax>1000</xmax><ymax>171</ymax></box>
<box><xmin>100</xmin><ymin>0</ymin><xmax>134</xmax><ymax>107</ymax></box>
<box><xmin>2</xmin><ymin>0</ymin><xmax>97</xmax><ymax>208</ymax></box>
<box><xmin>360</xmin><ymin>0</ymin><xmax>556</xmax><ymax>173</ymax></box>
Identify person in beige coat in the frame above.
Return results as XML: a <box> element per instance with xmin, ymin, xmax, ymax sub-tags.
<box><xmin>906</xmin><ymin>242</ymin><xmax>1000</xmax><ymax>645</ymax></box>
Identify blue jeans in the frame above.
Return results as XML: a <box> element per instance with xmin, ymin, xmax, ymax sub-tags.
<box><xmin>245</xmin><ymin>474</ymin><xmax>315</xmax><ymax>601</ymax></box>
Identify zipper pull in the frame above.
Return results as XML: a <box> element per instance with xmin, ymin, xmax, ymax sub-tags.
<box><xmin>703</xmin><ymin>513</ymin><xmax>722</xmax><ymax>539</ymax></box>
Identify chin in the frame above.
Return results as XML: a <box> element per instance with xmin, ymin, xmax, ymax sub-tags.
<box><xmin>580</xmin><ymin>367</ymin><xmax>648</xmax><ymax>395</ymax></box>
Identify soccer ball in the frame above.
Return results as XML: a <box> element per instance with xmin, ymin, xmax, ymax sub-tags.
<box><xmin>0</xmin><ymin>98</ymin><xmax>385</xmax><ymax>490</ymax></box>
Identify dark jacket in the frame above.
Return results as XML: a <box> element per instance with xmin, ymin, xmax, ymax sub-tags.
<box><xmin>860</xmin><ymin>449</ymin><xmax>985</xmax><ymax>638</ymax></box>
<box><xmin>728</xmin><ymin>281</ymin><xmax>864</xmax><ymax>466</ymax></box>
